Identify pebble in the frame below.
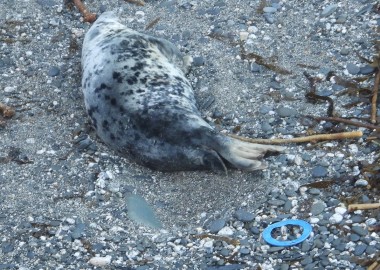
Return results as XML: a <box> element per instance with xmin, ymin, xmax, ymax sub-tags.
<box><xmin>267</xmin><ymin>199</ymin><xmax>285</xmax><ymax>206</ymax></box>
<box><xmin>334</xmin><ymin>207</ymin><xmax>347</xmax><ymax>215</ymax></box>
<box><xmin>340</xmin><ymin>48</ymin><xmax>350</xmax><ymax>55</ymax></box>
<box><xmin>346</xmin><ymin>63</ymin><xmax>360</xmax><ymax>75</ymax></box>
<box><xmin>329</xmin><ymin>213</ymin><xmax>343</xmax><ymax>224</ymax></box>
<box><xmin>351</xmin><ymin>226</ymin><xmax>368</xmax><ymax>237</ymax></box>
<box><xmin>263</xmin><ymin>7</ymin><xmax>277</xmax><ymax>13</ymax></box>
<box><xmin>234</xmin><ymin>209</ymin><xmax>255</xmax><ymax>222</ymax></box>
<box><xmin>311</xmin><ymin>166</ymin><xmax>328</xmax><ymax>177</ymax></box>
<box><xmin>259</xmin><ymin>105</ymin><xmax>272</xmax><ymax>114</ymax></box>
<box><xmin>349</xmin><ymin>234</ymin><xmax>360</xmax><ymax>242</ymax></box>
<box><xmin>353</xmin><ymin>244</ymin><xmax>367</xmax><ymax>256</ymax></box>
<box><xmin>263</xmin><ymin>14</ymin><xmax>275</xmax><ymax>24</ymax></box>
<box><xmin>250</xmin><ymin>62</ymin><xmax>263</xmax><ymax>73</ymax></box>
<box><xmin>193</xmin><ymin>56</ymin><xmax>205</xmax><ymax>66</ymax></box>
<box><xmin>277</xmin><ymin>106</ymin><xmax>297</xmax><ymax>117</ymax></box>
<box><xmin>308</xmin><ymin>188</ymin><xmax>321</xmax><ymax>195</ymax></box>
<box><xmin>261</xmin><ymin>122</ymin><xmax>273</xmax><ymax>133</ymax></box>
<box><xmin>321</xmin><ymin>4</ymin><xmax>338</xmax><ymax>17</ymax></box>
<box><xmin>208</xmin><ymin>219</ymin><xmax>226</xmax><ymax>233</ymax></box>
<box><xmin>88</xmin><ymin>256</ymin><xmax>111</xmax><ymax>266</ymax></box>
<box><xmin>48</xmin><ymin>66</ymin><xmax>60</xmax><ymax>77</ymax></box>
<box><xmin>311</xmin><ymin>201</ymin><xmax>326</xmax><ymax>216</ymax></box>
<box><xmin>354</xmin><ymin>179</ymin><xmax>368</xmax><ymax>187</ymax></box>
<box><xmin>360</xmin><ymin>65</ymin><xmax>375</xmax><ymax>75</ymax></box>
<box><xmin>218</xmin><ymin>227</ymin><xmax>234</xmax><ymax>236</ymax></box>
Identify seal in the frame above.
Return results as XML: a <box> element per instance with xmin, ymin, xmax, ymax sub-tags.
<box><xmin>81</xmin><ymin>11</ymin><xmax>284</xmax><ymax>171</ymax></box>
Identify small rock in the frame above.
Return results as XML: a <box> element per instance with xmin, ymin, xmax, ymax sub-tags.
<box><xmin>239</xmin><ymin>247</ymin><xmax>250</xmax><ymax>255</ymax></box>
<box><xmin>308</xmin><ymin>188</ymin><xmax>321</xmax><ymax>195</ymax></box>
<box><xmin>354</xmin><ymin>179</ymin><xmax>368</xmax><ymax>187</ymax></box>
<box><xmin>349</xmin><ymin>234</ymin><xmax>360</xmax><ymax>242</ymax></box>
<box><xmin>203</xmin><ymin>240</ymin><xmax>214</xmax><ymax>253</ymax></box>
<box><xmin>218</xmin><ymin>227</ymin><xmax>234</xmax><ymax>237</ymax></box>
<box><xmin>346</xmin><ymin>63</ymin><xmax>360</xmax><ymax>75</ymax></box>
<box><xmin>334</xmin><ymin>207</ymin><xmax>347</xmax><ymax>215</ymax></box>
<box><xmin>267</xmin><ymin>199</ymin><xmax>285</xmax><ymax>206</ymax></box>
<box><xmin>234</xmin><ymin>209</ymin><xmax>255</xmax><ymax>222</ymax></box>
<box><xmin>263</xmin><ymin>13</ymin><xmax>275</xmax><ymax>24</ymax></box>
<box><xmin>339</xmin><ymin>48</ymin><xmax>350</xmax><ymax>55</ymax></box>
<box><xmin>261</xmin><ymin>122</ymin><xmax>273</xmax><ymax>133</ymax></box>
<box><xmin>259</xmin><ymin>105</ymin><xmax>272</xmax><ymax>114</ymax></box>
<box><xmin>301</xmin><ymin>241</ymin><xmax>311</xmax><ymax>252</ymax></box>
<box><xmin>239</xmin><ymin>31</ymin><xmax>249</xmax><ymax>41</ymax></box>
<box><xmin>251</xmin><ymin>62</ymin><xmax>263</xmax><ymax>73</ymax></box>
<box><xmin>360</xmin><ymin>65</ymin><xmax>375</xmax><ymax>75</ymax></box>
<box><xmin>329</xmin><ymin>213</ymin><xmax>343</xmax><ymax>224</ymax></box>
<box><xmin>311</xmin><ymin>166</ymin><xmax>328</xmax><ymax>177</ymax></box>
<box><xmin>277</xmin><ymin>106</ymin><xmax>297</xmax><ymax>117</ymax></box>
<box><xmin>321</xmin><ymin>4</ymin><xmax>338</xmax><ymax>17</ymax></box>
<box><xmin>48</xmin><ymin>66</ymin><xmax>60</xmax><ymax>77</ymax></box>
<box><xmin>88</xmin><ymin>256</ymin><xmax>111</xmax><ymax>266</ymax></box>
<box><xmin>193</xmin><ymin>56</ymin><xmax>205</xmax><ymax>66</ymax></box>
<box><xmin>263</xmin><ymin>7</ymin><xmax>277</xmax><ymax>13</ymax></box>
<box><xmin>311</xmin><ymin>201</ymin><xmax>326</xmax><ymax>216</ymax></box>
<box><xmin>351</xmin><ymin>226</ymin><xmax>368</xmax><ymax>236</ymax></box>
<box><xmin>2</xmin><ymin>243</ymin><xmax>14</xmax><ymax>253</ymax></box>
<box><xmin>208</xmin><ymin>219</ymin><xmax>226</xmax><ymax>233</ymax></box>
<box><xmin>300</xmin><ymin>256</ymin><xmax>313</xmax><ymax>265</ymax></box>
<box><xmin>354</xmin><ymin>244</ymin><xmax>367</xmax><ymax>256</ymax></box>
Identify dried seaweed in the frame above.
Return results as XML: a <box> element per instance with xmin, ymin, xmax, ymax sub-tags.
<box><xmin>241</xmin><ymin>51</ymin><xmax>292</xmax><ymax>75</ymax></box>
<box><xmin>304</xmin><ymin>72</ymin><xmax>335</xmax><ymax>116</ymax></box>
<box><xmin>301</xmin><ymin>180</ymin><xmax>336</xmax><ymax>189</ymax></box>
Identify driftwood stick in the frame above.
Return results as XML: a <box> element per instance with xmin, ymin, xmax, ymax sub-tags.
<box><xmin>72</xmin><ymin>0</ymin><xmax>97</xmax><ymax>23</ymax></box>
<box><xmin>367</xmin><ymin>261</ymin><xmax>380</xmax><ymax>270</ymax></box>
<box><xmin>228</xmin><ymin>130</ymin><xmax>363</xmax><ymax>145</ymax></box>
<box><xmin>371</xmin><ymin>68</ymin><xmax>380</xmax><ymax>124</ymax></box>
<box><xmin>348</xmin><ymin>203</ymin><xmax>380</xmax><ymax>212</ymax></box>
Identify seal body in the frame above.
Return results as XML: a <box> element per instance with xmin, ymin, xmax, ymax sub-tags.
<box><xmin>82</xmin><ymin>11</ymin><xmax>284</xmax><ymax>171</ymax></box>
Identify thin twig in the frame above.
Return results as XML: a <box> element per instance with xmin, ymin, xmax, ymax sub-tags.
<box><xmin>228</xmin><ymin>130</ymin><xmax>363</xmax><ymax>144</ymax></box>
<box><xmin>371</xmin><ymin>68</ymin><xmax>380</xmax><ymax>124</ymax></box>
<box><xmin>145</xmin><ymin>17</ymin><xmax>160</xmax><ymax>30</ymax></box>
<box><xmin>313</xmin><ymin>116</ymin><xmax>379</xmax><ymax>130</ymax></box>
<box><xmin>72</xmin><ymin>0</ymin><xmax>97</xmax><ymax>23</ymax></box>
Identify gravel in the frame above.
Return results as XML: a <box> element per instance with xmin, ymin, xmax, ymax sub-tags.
<box><xmin>1</xmin><ymin>0</ymin><xmax>379</xmax><ymax>269</ymax></box>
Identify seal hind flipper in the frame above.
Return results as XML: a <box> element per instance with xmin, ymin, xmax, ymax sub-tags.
<box><xmin>214</xmin><ymin>135</ymin><xmax>285</xmax><ymax>171</ymax></box>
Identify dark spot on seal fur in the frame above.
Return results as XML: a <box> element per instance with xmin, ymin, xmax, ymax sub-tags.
<box><xmin>113</xmin><ymin>71</ymin><xmax>123</xmax><ymax>83</ymax></box>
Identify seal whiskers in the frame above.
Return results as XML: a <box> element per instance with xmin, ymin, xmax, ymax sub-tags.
<box><xmin>81</xmin><ymin>11</ymin><xmax>284</xmax><ymax>172</ymax></box>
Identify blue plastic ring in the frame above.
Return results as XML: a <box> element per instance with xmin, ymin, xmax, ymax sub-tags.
<box><xmin>262</xmin><ymin>219</ymin><xmax>312</xmax><ymax>247</ymax></box>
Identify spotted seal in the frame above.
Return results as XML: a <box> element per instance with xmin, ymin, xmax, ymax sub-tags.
<box><xmin>81</xmin><ymin>11</ymin><xmax>284</xmax><ymax>171</ymax></box>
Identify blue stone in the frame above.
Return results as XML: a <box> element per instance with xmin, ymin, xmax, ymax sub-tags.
<box><xmin>311</xmin><ymin>166</ymin><xmax>328</xmax><ymax>177</ymax></box>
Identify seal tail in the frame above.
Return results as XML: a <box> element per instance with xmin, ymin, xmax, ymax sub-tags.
<box><xmin>214</xmin><ymin>135</ymin><xmax>285</xmax><ymax>171</ymax></box>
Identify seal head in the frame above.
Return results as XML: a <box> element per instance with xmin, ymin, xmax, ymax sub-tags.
<box><xmin>82</xmin><ymin>11</ymin><xmax>284</xmax><ymax>171</ymax></box>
